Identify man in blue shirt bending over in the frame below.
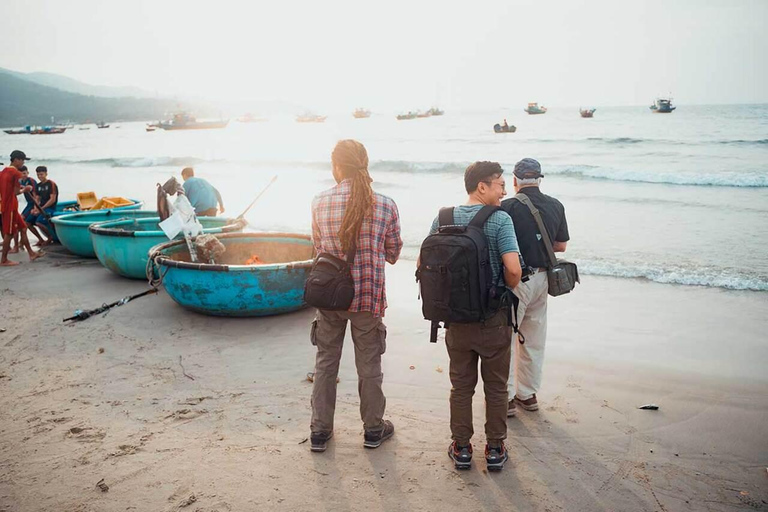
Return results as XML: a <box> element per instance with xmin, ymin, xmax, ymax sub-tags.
<box><xmin>181</xmin><ymin>167</ymin><xmax>225</xmax><ymax>217</ymax></box>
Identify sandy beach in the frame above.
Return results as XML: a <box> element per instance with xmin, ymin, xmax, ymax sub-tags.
<box><xmin>1</xmin><ymin>246</ymin><xmax>767</xmax><ymax>512</ymax></box>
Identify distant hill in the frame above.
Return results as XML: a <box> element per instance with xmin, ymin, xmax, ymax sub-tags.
<box><xmin>0</xmin><ymin>67</ymin><xmax>155</xmax><ymax>98</ymax></box>
<box><xmin>0</xmin><ymin>71</ymin><xmax>180</xmax><ymax>127</ymax></box>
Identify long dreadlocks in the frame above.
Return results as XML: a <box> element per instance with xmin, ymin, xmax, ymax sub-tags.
<box><xmin>332</xmin><ymin>140</ymin><xmax>374</xmax><ymax>254</ymax></box>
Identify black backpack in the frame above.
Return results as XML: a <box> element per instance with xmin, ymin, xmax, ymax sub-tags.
<box><xmin>417</xmin><ymin>205</ymin><xmax>517</xmax><ymax>343</ymax></box>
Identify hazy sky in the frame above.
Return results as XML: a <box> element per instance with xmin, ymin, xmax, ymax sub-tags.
<box><xmin>2</xmin><ymin>0</ymin><xmax>767</xmax><ymax>110</ymax></box>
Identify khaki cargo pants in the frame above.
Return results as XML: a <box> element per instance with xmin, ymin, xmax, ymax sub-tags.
<box><xmin>445</xmin><ymin>310</ymin><xmax>513</xmax><ymax>445</ymax></box>
<box><xmin>310</xmin><ymin>309</ymin><xmax>387</xmax><ymax>434</ymax></box>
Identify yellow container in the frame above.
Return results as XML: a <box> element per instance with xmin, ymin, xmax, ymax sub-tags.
<box><xmin>92</xmin><ymin>197</ymin><xmax>135</xmax><ymax>210</ymax></box>
<box><xmin>76</xmin><ymin>191</ymin><xmax>98</xmax><ymax>210</ymax></box>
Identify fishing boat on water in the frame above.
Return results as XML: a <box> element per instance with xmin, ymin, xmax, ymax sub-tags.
<box><xmin>353</xmin><ymin>108</ymin><xmax>371</xmax><ymax>119</ymax></box>
<box><xmin>650</xmin><ymin>98</ymin><xmax>676</xmax><ymax>113</ymax></box>
<box><xmin>237</xmin><ymin>113</ymin><xmax>268</xmax><ymax>123</ymax></box>
<box><xmin>97</xmin><ymin>121</ymin><xmax>110</xmax><ymax>129</ymax></box>
<box><xmin>493</xmin><ymin>123</ymin><xmax>517</xmax><ymax>133</ymax></box>
<box><xmin>524</xmin><ymin>103</ymin><xmax>547</xmax><ymax>115</ymax></box>
<box><xmin>397</xmin><ymin>112</ymin><xmax>418</xmax><ymax>120</ymax></box>
<box><xmin>427</xmin><ymin>107</ymin><xmax>444</xmax><ymax>116</ymax></box>
<box><xmin>296</xmin><ymin>114</ymin><xmax>327</xmax><ymax>123</ymax></box>
<box><xmin>4</xmin><ymin>125</ymin><xmax>67</xmax><ymax>135</ymax></box>
<box><xmin>580</xmin><ymin>108</ymin><xmax>596</xmax><ymax>118</ymax></box>
<box><xmin>149</xmin><ymin>232</ymin><xmax>314</xmax><ymax>317</ymax></box>
<box><xmin>158</xmin><ymin>112</ymin><xmax>230</xmax><ymax>130</ymax></box>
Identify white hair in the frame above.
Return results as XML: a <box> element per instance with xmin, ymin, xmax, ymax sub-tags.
<box><xmin>516</xmin><ymin>177</ymin><xmax>542</xmax><ymax>186</ymax></box>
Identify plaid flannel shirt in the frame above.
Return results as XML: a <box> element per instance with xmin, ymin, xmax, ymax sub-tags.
<box><xmin>311</xmin><ymin>179</ymin><xmax>403</xmax><ymax>317</ymax></box>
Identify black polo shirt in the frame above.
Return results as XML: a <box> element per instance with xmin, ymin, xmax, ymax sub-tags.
<box><xmin>500</xmin><ymin>186</ymin><xmax>569</xmax><ymax>268</ymax></box>
<box><xmin>35</xmin><ymin>180</ymin><xmax>58</xmax><ymax>209</ymax></box>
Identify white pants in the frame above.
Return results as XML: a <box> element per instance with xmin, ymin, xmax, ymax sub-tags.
<box><xmin>509</xmin><ymin>271</ymin><xmax>549</xmax><ymax>400</ymax></box>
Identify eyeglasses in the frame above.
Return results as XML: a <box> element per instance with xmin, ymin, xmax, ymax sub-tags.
<box><xmin>482</xmin><ymin>180</ymin><xmax>506</xmax><ymax>191</ymax></box>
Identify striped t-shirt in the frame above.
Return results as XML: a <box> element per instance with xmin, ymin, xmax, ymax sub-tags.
<box><xmin>429</xmin><ymin>205</ymin><xmax>520</xmax><ymax>286</ymax></box>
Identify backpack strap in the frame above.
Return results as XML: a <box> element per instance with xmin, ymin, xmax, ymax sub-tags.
<box><xmin>438</xmin><ymin>207</ymin><xmax>454</xmax><ymax>227</ymax></box>
<box><xmin>468</xmin><ymin>205</ymin><xmax>501</xmax><ymax>229</ymax></box>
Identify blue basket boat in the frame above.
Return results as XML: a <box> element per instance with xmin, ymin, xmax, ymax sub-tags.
<box><xmin>52</xmin><ymin>199</ymin><xmax>143</xmax><ymax>217</ymax></box>
<box><xmin>149</xmin><ymin>232</ymin><xmax>314</xmax><ymax>317</ymax></box>
<box><xmin>90</xmin><ymin>217</ymin><xmax>244</xmax><ymax>279</ymax></box>
<box><xmin>52</xmin><ymin>208</ymin><xmax>154</xmax><ymax>257</ymax></box>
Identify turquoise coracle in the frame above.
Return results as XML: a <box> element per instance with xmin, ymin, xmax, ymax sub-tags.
<box><xmin>149</xmin><ymin>232</ymin><xmax>314</xmax><ymax>316</ymax></box>
<box><xmin>90</xmin><ymin>217</ymin><xmax>243</xmax><ymax>279</ymax></box>
<box><xmin>52</xmin><ymin>199</ymin><xmax>143</xmax><ymax>217</ymax></box>
<box><xmin>52</xmin><ymin>208</ymin><xmax>154</xmax><ymax>257</ymax></box>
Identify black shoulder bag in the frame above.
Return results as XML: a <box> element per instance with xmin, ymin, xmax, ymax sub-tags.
<box><xmin>514</xmin><ymin>194</ymin><xmax>579</xmax><ymax>297</ymax></box>
<box><xmin>303</xmin><ymin>241</ymin><xmax>356</xmax><ymax>310</ymax></box>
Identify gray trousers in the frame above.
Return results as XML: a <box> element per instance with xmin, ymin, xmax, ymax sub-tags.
<box><xmin>310</xmin><ymin>309</ymin><xmax>387</xmax><ymax>434</ymax></box>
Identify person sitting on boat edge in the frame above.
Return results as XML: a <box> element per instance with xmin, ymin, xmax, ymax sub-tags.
<box><xmin>180</xmin><ymin>167</ymin><xmax>224</xmax><ymax>217</ymax></box>
<box><xmin>1</xmin><ymin>150</ymin><xmax>44</xmax><ymax>266</ymax></box>
<box><xmin>503</xmin><ymin>119</ymin><xmax>509</xmax><ymax>129</ymax></box>
<box><xmin>25</xmin><ymin>166</ymin><xmax>58</xmax><ymax>247</ymax></box>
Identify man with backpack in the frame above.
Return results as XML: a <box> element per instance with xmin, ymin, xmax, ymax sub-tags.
<box><xmin>500</xmin><ymin>158</ymin><xmax>570</xmax><ymax>417</ymax></box>
<box><xmin>419</xmin><ymin>161</ymin><xmax>522</xmax><ymax>471</ymax></box>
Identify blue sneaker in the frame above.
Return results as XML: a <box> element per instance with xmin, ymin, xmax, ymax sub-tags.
<box><xmin>485</xmin><ymin>443</ymin><xmax>508</xmax><ymax>471</ymax></box>
<box><xmin>448</xmin><ymin>441</ymin><xmax>473</xmax><ymax>470</ymax></box>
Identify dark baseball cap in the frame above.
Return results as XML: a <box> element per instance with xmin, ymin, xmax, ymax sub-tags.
<box><xmin>10</xmin><ymin>150</ymin><xmax>30</xmax><ymax>161</ymax></box>
<box><xmin>513</xmin><ymin>158</ymin><xmax>543</xmax><ymax>179</ymax></box>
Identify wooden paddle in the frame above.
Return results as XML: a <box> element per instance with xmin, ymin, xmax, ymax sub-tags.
<box><xmin>237</xmin><ymin>175</ymin><xmax>278</xmax><ymax>220</ymax></box>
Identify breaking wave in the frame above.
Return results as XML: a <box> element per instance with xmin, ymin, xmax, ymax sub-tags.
<box><xmin>547</xmin><ymin>165</ymin><xmax>768</xmax><ymax>187</ymax></box>
<box><xmin>574</xmin><ymin>259</ymin><xmax>768</xmax><ymax>292</ymax></box>
<box><xmin>46</xmin><ymin>156</ymin><xmax>209</xmax><ymax>167</ymax></box>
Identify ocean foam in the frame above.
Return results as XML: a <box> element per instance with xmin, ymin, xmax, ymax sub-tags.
<box><xmin>547</xmin><ymin>165</ymin><xmax>768</xmax><ymax>188</ymax></box>
<box><xmin>574</xmin><ymin>259</ymin><xmax>768</xmax><ymax>291</ymax></box>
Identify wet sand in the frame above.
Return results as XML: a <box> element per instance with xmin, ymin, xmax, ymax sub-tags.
<box><xmin>1</xmin><ymin>247</ymin><xmax>767</xmax><ymax>511</ymax></box>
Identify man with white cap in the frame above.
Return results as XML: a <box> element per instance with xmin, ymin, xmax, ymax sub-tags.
<box><xmin>500</xmin><ymin>158</ymin><xmax>570</xmax><ymax>416</ymax></box>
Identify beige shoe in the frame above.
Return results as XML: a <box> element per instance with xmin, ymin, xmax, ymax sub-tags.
<box><xmin>515</xmin><ymin>394</ymin><xmax>539</xmax><ymax>411</ymax></box>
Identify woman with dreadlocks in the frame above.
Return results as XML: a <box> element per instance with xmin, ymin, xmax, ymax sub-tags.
<box><xmin>308</xmin><ymin>139</ymin><xmax>403</xmax><ymax>453</ymax></box>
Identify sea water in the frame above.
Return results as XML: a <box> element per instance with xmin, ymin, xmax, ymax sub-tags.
<box><xmin>6</xmin><ymin>104</ymin><xmax>768</xmax><ymax>292</ymax></box>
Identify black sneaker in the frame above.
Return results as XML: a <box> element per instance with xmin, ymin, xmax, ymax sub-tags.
<box><xmin>363</xmin><ymin>420</ymin><xmax>395</xmax><ymax>449</ymax></box>
<box><xmin>310</xmin><ymin>431</ymin><xmax>333</xmax><ymax>452</ymax></box>
<box><xmin>485</xmin><ymin>443</ymin><xmax>508</xmax><ymax>471</ymax></box>
<box><xmin>448</xmin><ymin>441</ymin><xmax>473</xmax><ymax>470</ymax></box>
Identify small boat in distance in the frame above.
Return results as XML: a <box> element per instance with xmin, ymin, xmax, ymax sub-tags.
<box><xmin>397</xmin><ymin>112</ymin><xmax>418</xmax><ymax>120</ymax></box>
<box><xmin>493</xmin><ymin>123</ymin><xmax>517</xmax><ymax>133</ymax></box>
<box><xmin>145</xmin><ymin>126</ymin><xmax>156</xmax><ymax>132</ymax></box>
<box><xmin>97</xmin><ymin>121</ymin><xmax>110</xmax><ymax>129</ymax></box>
<box><xmin>3</xmin><ymin>125</ymin><xmax>67</xmax><ymax>135</ymax></box>
<box><xmin>158</xmin><ymin>112</ymin><xmax>229</xmax><ymax>130</ymax></box>
<box><xmin>524</xmin><ymin>102</ymin><xmax>547</xmax><ymax>115</ymax></box>
<box><xmin>427</xmin><ymin>107</ymin><xmax>444</xmax><ymax>116</ymax></box>
<box><xmin>296</xmin><ymin>113</ymin><xmax>327</xmax><ymax>123</ymax></box>
<box><xmin>237</xmin><ymin>113</ymin><xmax>268</xmax><ymax>123</ymax></box>
<box><xmin>650</xmin><ymin>98</ymin><xmax>676</xmax><ymax>113</ymax></box>
<box><xmin>580</xmin><ymin>108</ymin><xmax>596</xmax><ymax>118</ymax></box>
<box><xmin>353</xmin><ymin>108</ymin><xmax>371</xmax><ymax>119</ymax></box>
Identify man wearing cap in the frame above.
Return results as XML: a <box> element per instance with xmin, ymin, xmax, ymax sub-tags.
<box><xmin>1</xmin><ymin>150</ymin><xmax>43</xmax><ymax>265</ymax></box>
<box><xmin>500</xmin><ymin>158</ymin><xmax>570</xmax><ymax>416</ymax></box>
<box><xmin>25</xmin><ymin>166</ymin><xmax>58</xmax><ymax>246</ymax></box>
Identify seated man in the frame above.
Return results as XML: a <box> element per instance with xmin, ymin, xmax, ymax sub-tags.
<box><xmin>25</xmin><ymin>166</ymin><xmax>58</xmax><ymax>246</ymax></box>
<box><xmin>180</xmin><ymin>167</ymin><xmax>224</xmax><ymax>217</ymax></box>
